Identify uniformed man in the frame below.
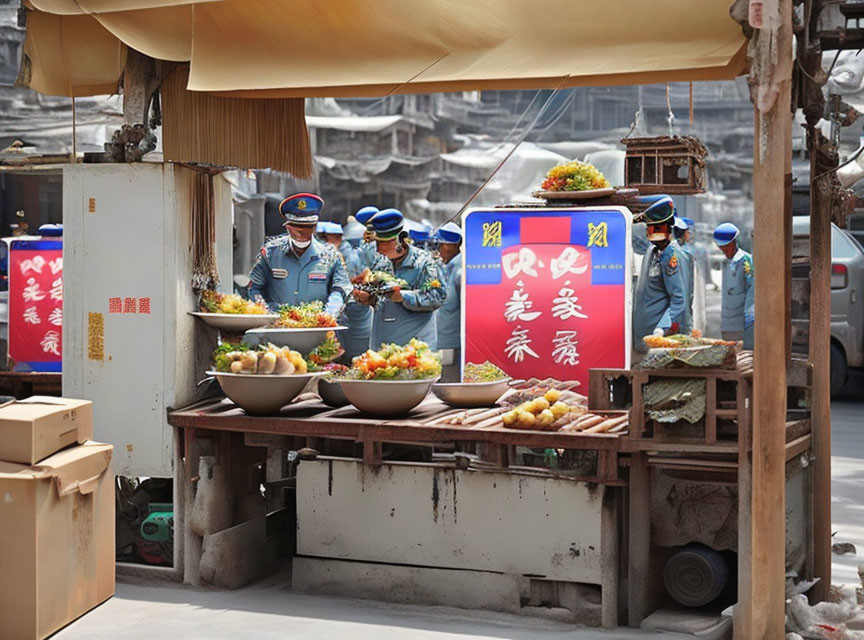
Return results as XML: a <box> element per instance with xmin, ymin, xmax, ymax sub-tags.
<box><xmin>714</xmin><ymin>222</ymin><xmax>754</xmax><ymax>349</ymax></box>
<box><xmin>434</xmin><ymin>222</ymin><xmax>463</xmax><ymax>382</ymax></box>
<box><xmin>342</xmin><ymin>206</ymin><xmax>379</xmax><ymax>360</ymax></box>
<box><xmin>353</xmin><ymin>209</ymin><xmax>446</xmax><ymax>349</ymax></box>
<box><xmin>248</xmin><ymin>193</ymin><xmax>351</xmax><ymax>317</ymax></box>
<box><xmin>633</xmin><ymin>196</ymin><xmax>689</xmax><ymax>353</ymax></box>
<box><xmin>674</xmin><ymin>216</ymin><xmax>695</xmax><ymax>325</ymax></box>
<box><xmin>321</xmin><ymin>222</ymin><xmax>354</xmax><ymax>263</ymax></box>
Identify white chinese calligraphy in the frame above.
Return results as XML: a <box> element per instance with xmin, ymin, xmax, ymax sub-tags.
<box><xmin>49</xmin><ymin>277</ymin><xmax>62</xmax><ymax>301</ymax></box>
<box><xmin>23</xmin><ymin>306</ymin><xmax>41</xmax><ymax>325</ymax></box>
<box><xmin>48</xmin><ymin>308</ymin><xmax>62</xmax><ymax>326</ymax></box>
<box><xmin>23</xmin><ymin>277</ymin><xmax>45</xmax><ymax>302</ymax></box>
<box><xmin>551</xmin><ymin>281</ymin><xmax>588</xmax><ymax>320</ymax></box>
<box><xmin>504</xmin><ymin>280</ymin><xmax>542</xmax><ymax>322</ymax></box>
<box><xmin>49</xmin><ymin>257</ymin><xmax>62</xmax><ymax>275</ymax></box>
<box><xmin>41</xmin><ymin>330</ymin><xmax>60</xmax><ymax>356</ymax></box>
<box><xmin>552</xmin><ymin>330</ymin><xmax>580</xmax><ymax>366</ymax></box>
<box><xmin>20</xmin><ymin>256</ymin><xmax>45</xmax><ymax>275</ymax></box>
<box><xmin>550</xmin><ymin>247</ymin><xmax>588</xmax><ymax>280</ymax></box>
<box><xmin>505</xmin><ymin>326</ymin><xmax>539</xmax><ymax>363</ymax></box>
<box><xmin>502</xmin><ymin>247</ymin><xmax>541</xmax><ymax>279</ymax></box>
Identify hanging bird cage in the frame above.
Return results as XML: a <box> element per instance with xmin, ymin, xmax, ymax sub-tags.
<box><xmin>621</xmin><ymin>135</ymin><xmax>708</xmax><ymax>195</ymax></box>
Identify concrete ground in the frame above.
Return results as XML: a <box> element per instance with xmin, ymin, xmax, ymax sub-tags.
<box><xmin>55</xmin><ymin>388</ymin><xmax>863</xmax><ymax>639</ymax></box>
<box><xmin>830</xmin><ymin>374</ymin><xmax>864</xmax><ymax>586</ymax></box>
<box><xmin>55</xmin><ymin>575</ymin><xmax>692</xmax><ymax>640</ymax></box>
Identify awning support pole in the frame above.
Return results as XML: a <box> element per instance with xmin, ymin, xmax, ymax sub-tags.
<box><xmin>740</xmin><ymin>0</ymin><xmax>794</xmax><ymax>636</ymax></box>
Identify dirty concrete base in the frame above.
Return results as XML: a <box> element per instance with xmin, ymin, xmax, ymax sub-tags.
<box><xmin>54</xmin><ymin>567</ymin><xmax>695</xmax><ymax>640</ymax></box>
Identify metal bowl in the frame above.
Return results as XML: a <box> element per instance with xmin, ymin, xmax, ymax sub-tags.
<box><xmin>207</xmin><ymin>371</ymin><xmax>323</xmax><ymax>416</ymax></box>
<box><xmin>431</xmin><ymin>379</ymin><xmax>511</xmax><ymax>407</ymax></box>
<box><xmin>243</xmin><ymin>326</ymin><xmax>347</xmax><ymax>355</ymax></box>
<box><xmin>317</xmin><ymin>377</ymin><xmax>349</xmax><ymax>408</ymax></box>
<box><xmin>189</xmin><ymin>311</ymin><xmax>278</xmax><ymax>332</ymax></box>
<box><xmin>336</xmin><ymin>378</ymin><xmax>438</xmax><ymax>416</ymax></box>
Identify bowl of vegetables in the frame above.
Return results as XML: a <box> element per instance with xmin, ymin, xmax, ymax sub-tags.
<box><xmin>316</xmin><ymin>364</ymin><xmax>350</xmax><ymax>408</ymax></box>
<box><xmin>190</xmin><ymin>290</ymin><xmax>277</xmax><ymax>331</ymax></box>
<box><xmin>336</xmin><ymin>340</ymin><xmax>441</xmax><ymax>415</ymax></box>
<box><xmin>244</xmin><ymin>301</ymin><xmax>346</xmax><ymax>353</ymax></box>
<box><xmin>432</xmin><ymin>361</ymin><xmax>511</xmax><ymax>408</ymax></box>
<box><xmin>208</xmin><ymin>343</ymin><xmax>322</xmax><ymax>415</ymax></box>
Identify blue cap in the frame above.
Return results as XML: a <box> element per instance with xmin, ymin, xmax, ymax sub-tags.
<box><xmin>325</xmin><ymin>222</ymin><xmax>343</xmax><ymax>235</ymax></box>
<box><xmin>682</xmin><ymin>217</ymin><xmax>695</xmax><ymax>229</ymax></box>
<box><xmin>280</xmin><ymin>193</ymin><xmax>323</xmax><ymax>225</ymax></box>
<box><xmin>409</xmin><ymin>229</ymin><xmax>430</xmax><ymax>243</ymax></box>
<box><xmin>316</xmin><ymin>221</ymin><xmax>328</xmax><ymax>234</ymax></box>
<box><xmin>38</xmin><ymin>224</ymin><xmax>63</xmax><ymax>237</ymax></box>
<box><xmin>355</xmin><ymin>206</ymin><xmax>379</xmax><ymax>226</ymax></box>
<box><xmin>370</xmin><ymin>208</ymin><xmax>404</xmax><ymax>240</ymax></box>
<box><xmin>434</xmin><ymin>221</ymin><xmax>462</xmax><ymax>244</ymax></box>
<box><xmin>673</xmin><ymin>217</ymin><xmax>688</xmax><ymax>231</ymax></box>
<box><xmin>713</xmin><ymin>222</ymin><xmax>739</xmax><ymax>246</ymax></box>
<box><xmin>643</xmin><ymin>195</ymin><xmax>675</xmax><ymax>225</ymax></box>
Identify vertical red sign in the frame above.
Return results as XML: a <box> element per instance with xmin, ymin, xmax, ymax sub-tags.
<box><xmin>8</xmin><ymin>240</ymin><xmax>63</xmax><ymax>371</ymax></box>
<box><xmin>462</xmin><ymin>208</ymin><xmax>631</xmax><ymax>389</ymax></box>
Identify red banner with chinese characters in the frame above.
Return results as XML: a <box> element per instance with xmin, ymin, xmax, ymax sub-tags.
<box><xmin>8</xmin><ymin>240</ymin><xmax>63</xmax><ymax>371</ymax></box>
<box><xmin>462</xmin><ymin>207</ymin><xmax>631</xmax><ymax>388</ymax></box>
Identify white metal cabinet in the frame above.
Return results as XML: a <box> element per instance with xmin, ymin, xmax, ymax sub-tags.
<box><xmin>63</xmin><ymin>163</ymin><xmax>231</xmax><ymax>477</ymax></box>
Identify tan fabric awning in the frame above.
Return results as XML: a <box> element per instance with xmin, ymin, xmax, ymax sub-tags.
<box><xmin>22</xmin><ymin>0</ymin><xmax>747</xmax><ymax>98</ymax></box>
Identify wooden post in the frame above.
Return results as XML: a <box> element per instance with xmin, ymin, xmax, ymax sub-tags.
<box><xmin>809</xmin><ymin>132</ymin><xmax>833</xmax><ymax>600</ymax></box>
<box><xmin>745</xmin><ymin>0</ymin><xmax>793</xmax><ymax>635</ymax></box>
<box><xmin>627</xmin><ymin>452</ymin><xmax>651</xmax><ymax>627</ymax></box>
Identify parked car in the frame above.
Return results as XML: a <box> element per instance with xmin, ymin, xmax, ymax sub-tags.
<box><xmin>792</xmin><ymin>218</ymin><xmax>864</xmax><ymax>396</ymax></box>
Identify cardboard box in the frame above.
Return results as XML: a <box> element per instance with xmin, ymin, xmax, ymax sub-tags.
<box><xmin>0</xmin><ymin>396</ymin><xmax>93</xmax><ymax>465</ymax></box>
<box><xmin>0</xmin><ymin>441</ymin><xmax>115</xmax><ymax>640</ymax></box>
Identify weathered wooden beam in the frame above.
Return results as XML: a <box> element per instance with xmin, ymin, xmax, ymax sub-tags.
<box><xmin>745</xmin><ymin>0</ymin><xmax>794</xmax><ymax>635</ymax></box>
<box><xmin>809</xmin><ymin>128</ymin><xmax>834</xmax><ymax>601</ymax></box>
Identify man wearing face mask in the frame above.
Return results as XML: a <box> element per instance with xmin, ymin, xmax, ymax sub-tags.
<box><xmin>632</xmin><ymin>195</ymin><xmax>688</xmax><ymax>354</ymax></box>
<box><xmin>354</xmin><ymin>209</ymin><xmax>446</xmax><ymax>349</ymax></box>
<box><xmin>248</xmin><ymin>193</ymin><xmax>351</xmax><ymax>317</ymax></box>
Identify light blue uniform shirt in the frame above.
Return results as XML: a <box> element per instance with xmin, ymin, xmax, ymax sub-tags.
<box><xmin>369</xmin><ymin>244</ymin><xmax>446</xmax><ymax>350</ymax></box>
<box><xmin>677</xmin><ymin>239</ymin><xmax>695</xmax><ymax>327</ymax></box>
<box><xmin>633</xmin><ymin>242</ymin><xmax>689</xmax><ymax>351</ymax></box>
<box><xmin>436</xmin><ymin>256</ymin><xmax>462</xmax><ymax>350</ymax></box>
<box><xmin>721</xmin><ymin>248</ymin><xmax>755</xmax><ymax>348</ymax></box>
<box><xmin>343</xmin><ymin>241</ymin><xmax>377</xmax><ymax>360</ymax></box>
<box><xmin>248</xmin><ymin>237</ymin><xmax>351</xmax><ymax>317</ymax></box>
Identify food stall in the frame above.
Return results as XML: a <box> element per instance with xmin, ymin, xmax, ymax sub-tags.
<box><xmin>23</xmin><ymin>0</ymin><xmax>825</xmax><ymax>636</ymax></box>
<box><xmin>165</xmin><ymin>166</ymin><xmax>813</xmax><ymax>635</ymax></box>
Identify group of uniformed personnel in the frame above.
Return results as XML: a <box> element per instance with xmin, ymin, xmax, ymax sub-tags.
<box><xmin>248</xmin><ymin>193</ymin><xmax>463</xmax><ymax>376</ymax></box>
<box><xmin>633</xmin><ymin>195</ymin><xmax>754</xmax><ymax>353</ymax></box>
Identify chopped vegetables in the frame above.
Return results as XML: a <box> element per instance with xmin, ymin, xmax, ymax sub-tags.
<box><xmin>540</xmin><ymin>160</ymin><xmax>610</xmax><ymax>192</ymax></box>
<box><xmin>463</xmin><ymin>361</ymin><xmax>509</xmax><ymax>383</ymax></box>
<box><xmin>274</xmin><ymin>301</ymin><xmax>337</xmax><ymax>328</ymax></box>
<box><xmin>307</xmin><ymin>331</ymin><xmax>344</xmax><ymax>365</ymax></box>
<box><xmin>213</xmin><ymin>343</ymin><xmax>308</xmax><ymax>375</ymax></box>
<box><xmin>642</xmin><ymin>331</ymin><xmax>738</xmax><ymax>349</ymax></box>
<box><xmin>200</xmin><ymin>290</ymin><xmax>268</xmax><ymax>315</ymax></box>
<box><xmin>347</xmin><ymin>339</ymin><xmax>441</xmax><ymax>380</ymax></box>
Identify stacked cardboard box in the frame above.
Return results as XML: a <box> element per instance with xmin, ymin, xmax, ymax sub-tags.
<box><xmin>0</xmin><ymin>397</ymin><xmax>115</xmax><ymax>640</ymax></box>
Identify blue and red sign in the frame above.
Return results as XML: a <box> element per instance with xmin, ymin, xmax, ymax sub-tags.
<box><xmin>8</xmin><ymin>239</ymin><xmax>63</xmax><ymax>372</ymax></box>
<box><xmin>462</xmin><ymin>207</ymin><xmax>631</xmax><ymax>388</ymax></box>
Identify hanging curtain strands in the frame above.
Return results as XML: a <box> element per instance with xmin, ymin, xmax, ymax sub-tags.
<box><xmin>190</xmin><ymin>170</ymin><xmax>219</xmax><ymax>293</ymax></box>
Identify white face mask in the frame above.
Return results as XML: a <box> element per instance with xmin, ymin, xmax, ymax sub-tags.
<box><xmin>291</xmin><ymin>238</ymin><xmax>312</xmax><ymax>249</ymax></box>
